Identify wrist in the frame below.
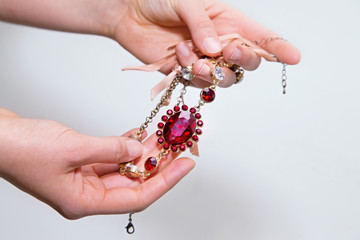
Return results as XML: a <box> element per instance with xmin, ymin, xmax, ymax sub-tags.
<box><xmin>97</xmin><ymin>0</ymin><xmax>131</xmax><ymax>40</ymax></box>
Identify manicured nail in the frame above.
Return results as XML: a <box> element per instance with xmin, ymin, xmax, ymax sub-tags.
<box><xmin>203</xmin><ymin>37</ymin><xmax>222</xmax><ymax>54</ymax></box>
<box><xmin>230</xmin><ymin>48</ymin><xmax>241</xmax><ymax>60</ymax></box>
<box><xmin>126</xmin><ymin>140</ymin><xmax>143</xmax><ymax>158</ymax></box>
<box><xmin>198</xmin><ymin>62</ymin><xmax>210</xmax><ymax>75</ymax></box>
<box><xmin>178</xmin><ymin>42</ymin><xmax>190</xmax><ymax>57</ymax></box>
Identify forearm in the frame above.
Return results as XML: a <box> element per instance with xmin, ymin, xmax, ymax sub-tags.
<box><xmin>0</xmin><ymin>0</ymin><xmax>128</xmax><ymax>37</ymax></box>
<box><xmin>0</xmin><ymin>108</ymin><xmax>18</xmax><ymax>179</ymax></box>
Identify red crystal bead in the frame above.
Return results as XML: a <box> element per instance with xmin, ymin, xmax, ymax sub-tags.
<box><xmin>158</xmin><ymin>122</ymin><xmax>164</xmax><ymax>129</ymax></box>
<box><xmin>163</xmin><ymin>144</ymin><xmax>170</xmax><ymax>150</ymax></box>
<box><xmin>182</xmin><ymin>105</ymin><xmax>188</xmax><ymax>111</ymax></box>
<box><xmin>180</xmin><ymin>145</ymin><xmax>186</xmax><ymax>151</ymax></box>
<box><xmin>162</xmin><ymin>115</ymin><xmax>168</xmax><ymax>121</ymax></box>
<box><xmin>174</xmin><ymin>106</ymin><xmax>180</xmax><ymax>112</ymax></box>
<box><xmin>186</xmin><ymin>141</ymin><xmax>193</xmax><ymax>147</ymax></box>
<box><xmin>190</xmin><ymin>108</ymin><xmax>196</xmax><ymax>114</ymax></box>
<box><xmin>171</xmin><ymin>146</ymin><xmax>178</xmax><ymax>152</ymax></box>
<box><xmin>195</xmin><ymin>113</ymin><xmax>201</xmax><ymax>119</ymax></box>
<box><xmin>196</xmin><ymin>129</ymin><xmax>202</xmax><ymax>135</ymax></box>
<box><xmin>197</xmin><ymin>120</ymin><xmax>203</xmax><ymax>127</ymax></box>
<box><xmin>158</xmin><ymin>138</ymin><xmax>164</xmax><ymax>144</ymax></box>
<box><xmin>163</xmin><ymin>111</ymin><xmax>196</xmax><ymax>145</ymax></box>
<box><xmin>145</xmin><ymin>157</ymin><xmax>157</xmax><ymax>172</ymax></box>
<box><xmin>201</xmin><ymin>87</ymin><xmax>215</xmax><ymax>103</ymax></box>
<box><xmin>156</xmin><ymin>130</ymin><xmax>162</xmax><ymax>136</ymax></box>
<box><xmin>167</xmin><ymin>109</ymin><xmax>173</xmax><ymax>115</ymax></box>
<box><xmin>192</xmin><ymin>135</ymin><xmax>199</xmax><ymax>141</ymax></box>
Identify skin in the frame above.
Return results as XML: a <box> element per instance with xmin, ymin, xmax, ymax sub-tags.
<box><xmin>0</xmin><ymin>0</ymin><xmax>300</xmax><ymax>218</ymax></box>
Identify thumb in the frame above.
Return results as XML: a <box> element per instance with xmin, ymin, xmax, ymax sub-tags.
<box><xmin>70</xmin><ymin>136</ymin><xmax>144</xmax><ymax>168</ymax></box>
<box><xmin>178</xmin><ymin>0</ymin><xmax>222</xmax><ymax>56</ymax></box>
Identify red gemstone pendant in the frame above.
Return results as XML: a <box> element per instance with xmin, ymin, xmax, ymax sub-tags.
<box><xmin>156</xmin><ymin>105</ymin><xmax>203</xmax><ymax>151</ymax></box>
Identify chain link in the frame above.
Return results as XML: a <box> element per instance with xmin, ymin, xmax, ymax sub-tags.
<box><xmin>252</xmin><ymin>37</ymin><xmax>286</xmax><ymax>46</ymax></box>
<box><xmin>177</xmin><ymin>80</ymin><xmax>189</xmax><ymax>106</ymax></box>
<box><xmin>253</xmin><ymin>37</ymin><xmax>288</xmax><ymax>94</ymax></box>
<box><xmin>135</xmin><ymin>75</ymin><xmax>181</xmax><ymax>138</ymax></box>
<box><xmin>282</xmin><ymin>63</ymin><xmax>287</xmax><ymax>94</ymax></box>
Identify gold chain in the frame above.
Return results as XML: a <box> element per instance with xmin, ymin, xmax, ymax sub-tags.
<box><xmin>134</xmin><ymin>75</ymin><xmax>181</xmax><ymax>139</ymax></box>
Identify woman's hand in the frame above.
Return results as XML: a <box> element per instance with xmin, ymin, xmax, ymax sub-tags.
<box><xmin>109</xmin><ymin>0</ymin><xmax>301</xmax><ymax>86</ymax></box>
<box><xmin>0</xmin><ymin>0</ymin><xmax>300</xmax><ymax>85</ymax></box>
<box><xmin>0</xmin><ymin>108</ymin><xmax>195</xmax><ymax>219</ymax></box>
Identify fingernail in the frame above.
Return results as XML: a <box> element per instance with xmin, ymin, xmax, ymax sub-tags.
<box><xmin>198</xmin><ymin>62</ymin><xmax>210</xmax><ymax>75</ymax></box>
<box><xmin>126</xmin><ymin>140</ymin><xmax>143</xmax><ymax>158</ymax></box>
<box><xmin>203</xmin><ymin>37</ymin><xmax>222</xmax><ymax>54</ymax></box>
<box><xmin>230</xmin><ymin>48</ymin><xmax>241</xmax><ymax>60</ymax></box>
<box><xmin>178</xmin><ymin>42</ymin><xmax>190</xmax><ymax>57</ymax></box>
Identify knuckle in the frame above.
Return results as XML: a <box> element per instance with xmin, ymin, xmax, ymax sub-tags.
<box><xmin>112</xmin><ymin>138</ymin><xmax>126</xmax><ymax>161</ymax></box>
<box><xmin>196</xmin><ymin>17</ymin><xmax>214</xmax><ymax>31</ymax></box>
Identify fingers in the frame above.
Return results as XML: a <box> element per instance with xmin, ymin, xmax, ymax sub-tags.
<box><xmin>237</xmin><ymin>14</ymin><xmax>301</xmax><ymax>65</ymax></box>
<box><xmin>88</xmin><ymin>129</ymin><xmax>147</xmax><ymax>176</ymax></box>
<box><xmin>222</xmin><ymin>41</ymin><xmax>261</xmax><ymax>71</ymax></box>
<box><xmin>261</xmin><ymin>40</ymin><xmax>301</xmax><ymax>65</ymax></box>
<box><xmin>100</xmin><ymin>132</ymin><xmax>181</xmax><ymax>189</ymax></box>
<box><xmin>93</xmin><ymin>157</ymin><xmax>195</xmax><ymax>214</ymax></box>
<box><xmin>68</xmin><ymin>130</ymin><xmax>146</xmax><ymax>169</ymax></box>
<box><xmin>121</xmin><ymin>128</ymin><xmax>148</xmax><ymax>140</ymax></box>
<box><xmin>193</xmin><ymin>59</ymin><xmax>236</xmax><ymax>88</ymax></box>
<box><xmin>176</xmin><ymin>42</ymin><xmax>199</xmax><ymax>66</ymax></box>
<box><xmin>0</xmin><ymin>108</ymin><xmax>19</xmax><ymax>118</ymax></box>
<box><xmin>178</xmin><ymin>0</ymin><xmax>222</xmax><ymax>56</ymax></box>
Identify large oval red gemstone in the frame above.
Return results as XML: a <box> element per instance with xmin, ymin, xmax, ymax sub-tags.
<box><xmin>163</xmin><ymin>111</ymin><xmax>196</xmax><ymax>145</ymax></box>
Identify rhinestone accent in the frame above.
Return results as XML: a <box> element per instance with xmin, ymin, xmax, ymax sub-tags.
<box><xmin>181</xmin><ymin>66</ymin><xmax>194</xmax><ymax>81</ymax></box>
<box><xmin>212</xmin><ymin>66</ymin><xmax>225</xmax><ymax>81</ymax></box>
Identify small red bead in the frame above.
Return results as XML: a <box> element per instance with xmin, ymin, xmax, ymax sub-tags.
<box><xmin>158</xmin><ymin>138</ymin><xmax>164</xmax><ymax>144</ymax></box>
<box><xmin>186</xmin><ymin>141</ymin><xmax>193</xmax><ymax>147</ymax></box>
<box><xmin>145</xmin><ymin>157</ymin><xmax>157</xmax><ymax>172</ymax></box>
<box><xmin>201</xmin><ymin>87</ymin><xmax>216</xmax><ymax>103</ymax></box>
<box><xmin>163</xmin><ymin>144</ymin><xmax>170</xmax><ymax>150</ymax></box>
<box><xmin>158</xmin><ymin>122</ymin><xmax>164</xmax><ymax>129</ymax></box>
<box><xmin>182</xmin><ymin>105</ymin><xmax>188</xmax><ymax>111</ymax></box>
<box><xmin>195</xmin><ymin>113</ymin><xmax>201</xmax><ymax>119</ymax></box>
<box><xmin>167</xmin><ymin>109</ymin><xmax>173</xmax><ymax>115</ymax></box>
<box><xmin>197</xmin><ymin>120</ymin><xmax>204</xmax><ymax>127</ymax></box>
<box><xmin>196</xmin><ymin>129</ymin><xmax>202</xmax><ymax>135</ymax></box>
<box><xmin>190</xmin><ymin>108</ymin><xmax>196</xmax><ymax>114</ymax></box>
<box><xmin>192</xmin><ymin>135</ymin><xmax>199</xmax><ymax>141</ymax></box>
<box><xmin>156</xmin><ymin>130</ymin><xmax>163</xmax><ymax>136</ymax></box>
<box><xmin>171</xmin><ymin>146</ymin><xmax>178</xmax><ymax>152</ymax></box>
<box><xmin>180</xmin><ymin>145</ymin><xmax>186</xmax><ymax>151</ymax></box>
<box><xmin>174</xmin><ymin>106</ymin><xmax>180</xmax><ymax>112</ymax></box>
<box><xmin>161</xmin><ymin>115</ymin><xmax>168</xmax><ymax>121</ymax></box>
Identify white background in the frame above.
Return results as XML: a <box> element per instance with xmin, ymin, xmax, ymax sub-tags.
<box><xmin>1</xmin><ymin>0</ymin><xmax>360</xmax><ymax>239</ymax></box>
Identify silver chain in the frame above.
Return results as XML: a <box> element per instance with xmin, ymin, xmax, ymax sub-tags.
<box><xmin>282</xmin><ymin>63</ymin><xmax>287</xmax><ymax>94</ymax></box>
<box><xmin>253</xmin><ymin>37</ymin><xmax>288</xmax><ymax>94</ymax></box>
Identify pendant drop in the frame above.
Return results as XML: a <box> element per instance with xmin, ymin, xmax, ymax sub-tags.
<box><xmin>156</xmin><ymin>105</ymin><xmax>203</xmax><ymax>153</ymax></box>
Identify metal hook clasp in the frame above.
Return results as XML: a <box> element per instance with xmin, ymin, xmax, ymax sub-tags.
<box><xmin>126</xmin><ymin>222</ymin><xmax>135</xmax><ymax>234</ymax></box>
<box><xmin>125</xmin><ymin>213</ymin><xmax>135</xmax><ymax>234</ymax></box>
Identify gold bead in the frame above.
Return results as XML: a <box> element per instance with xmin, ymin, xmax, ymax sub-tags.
<box><xmin>125</xmin><ymin>165</ymin><xmax>142</xmax><ymax>178</ymax></box>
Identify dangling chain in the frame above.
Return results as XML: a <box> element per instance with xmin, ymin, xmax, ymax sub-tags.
<box><xmin>282</xmin><ymin>63</ymin><xmax>287</xmax><ymax>94</ymax></box>
<box><xmin>252</xmin><ymin>37</ymin><xmax>288</xmax><ymax>94</ymax></box>
<box><xmin>122</xmin><ymin>37</ymin><xmax>289</xmax><ymax>234</ymax></box>
<box><xmin>132</xmin><ymin>75</ymin><xmax>181</xmax><ymax>141</ymax></box>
